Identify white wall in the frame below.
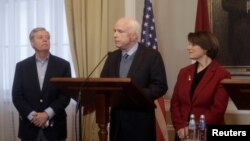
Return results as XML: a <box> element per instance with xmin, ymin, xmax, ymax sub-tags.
<box><xmin>157</xmin><ymin>0</ymin><xmax>197</xmax><ymax>98</ymax></box>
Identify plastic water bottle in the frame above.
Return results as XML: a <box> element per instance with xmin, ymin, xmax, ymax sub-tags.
<box><xmin>188</xmin><ymin>114</ymin><xmax>196</xmax><ymax>141</ymax></box>
<box><xmin>198</xmin><ymin>114</ymin><xmax>206</xmax><ymax>141</ymax></box>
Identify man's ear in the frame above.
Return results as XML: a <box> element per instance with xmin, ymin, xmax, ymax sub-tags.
<box><xmin>30</xmin><ymin>41</ymin><xmax>36</xmax><ymax>49</ymax></box>
<box><xmin>130</xmin><ymin>32</ymin><xmax>138</xmax><ymax>41</ymax></box>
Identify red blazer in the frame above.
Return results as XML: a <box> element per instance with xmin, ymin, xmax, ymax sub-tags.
<box><xmin>170</xmin><ymin>60</ymin><xmax>231</xmax><ymax>131</ymax></box>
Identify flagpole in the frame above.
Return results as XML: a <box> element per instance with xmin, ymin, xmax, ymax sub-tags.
<box><xmin>141</xmin><ymin>0</ymin><xmax>169</xmax><ymax>141</ymax></box>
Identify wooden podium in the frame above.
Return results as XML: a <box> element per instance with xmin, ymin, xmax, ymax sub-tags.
<box><xmin>221</xmin><ymin>79</ymin><xmax>250</xmax><ymax>110</ymax></box>
<box><xmin>50</xmin><ymin>77</ymin><xmax>155</xmax><ymax>141</ymax></box>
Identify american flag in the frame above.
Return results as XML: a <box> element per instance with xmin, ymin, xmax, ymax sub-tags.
<box><xmin>141</xmin><ymin>0</ymin><xmax>169</xmax><ymax>141</ymax></box>
<box><xmin>141</xmin><ymin>0</ymin><xmax>158</xmax><ymax>50</ymax></box>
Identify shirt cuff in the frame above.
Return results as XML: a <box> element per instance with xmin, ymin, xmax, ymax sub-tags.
<box><xmin>27</xmin><ymin>111</ymin><xmax>36</xmax><ymax>121</ymax></box>
<box><xmin>247</xmin><ymin>1</ymin><xmax>250</xmax><ymax>13</ymax></box>
<box><xmin>45</xmin><ymin>107</ymin><xmax>55</xmax><ymax>120</ymax></box>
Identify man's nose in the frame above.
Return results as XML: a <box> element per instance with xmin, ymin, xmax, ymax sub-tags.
<box><xmin>114</xmin><ymin>32</ymin><xmax>118</xmax><ymax>38</ymax></box>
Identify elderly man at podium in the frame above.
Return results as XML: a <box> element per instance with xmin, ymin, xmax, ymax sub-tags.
<box><xmin>101</xmin><ymin>17</ymin><xmax>168</xmax><ymax>141</ymax></box>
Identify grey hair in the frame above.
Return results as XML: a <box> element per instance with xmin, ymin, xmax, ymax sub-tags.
<box><xmin>29</xmin><ymin>27</ymin><xmax>49</xmax><ymax>41</ymax></box>
<box><xmin>129</xmin><ymin>19</ymin><xmax>141</xmax><ymax>36</ymax></box>
<box><xmin>126</xmin><ymin>17</ymin><xmax>141</xmax><ymax>37</ymax></box>
<box><xmin>118</xmin><ymin>17</ymin><xmax>141</xmax><ymax>38</ymax></box>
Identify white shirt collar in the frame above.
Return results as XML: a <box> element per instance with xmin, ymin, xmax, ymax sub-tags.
<box><xmin>122</xmin><ymin>43</ymin><xmax>138</xmax><ymax>56</ymax></box>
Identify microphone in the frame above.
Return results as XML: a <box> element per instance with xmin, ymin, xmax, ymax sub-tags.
<box><xmin>75</xmin><ymin>51</ymin><xmax>111</xmax><ymax>141</ymax></box>
<box><xmin>76</xmin><ymin>51</ymin><xmax>111</xmax><ymax>111</ymax></box>
<box><xmin>85</xmin><ymin>51</ymin><xmax>111</xmax><ymax>80</ymax></box>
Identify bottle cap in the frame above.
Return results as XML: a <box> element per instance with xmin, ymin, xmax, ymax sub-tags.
<box><xmin>200</xmin><ymin>114</ymin><xmax>205</xmax><ymax>118</ymax></box>
<box><xmin>190</xmin><ymin>114</ymin><xmax>195</xmax><ymax>118</ymax></box>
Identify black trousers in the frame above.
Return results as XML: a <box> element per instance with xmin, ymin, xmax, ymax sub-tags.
<box><xmin>21</xmin><ymin>130</ymin><xmax>65</xmax><ymax>141</ymax></box>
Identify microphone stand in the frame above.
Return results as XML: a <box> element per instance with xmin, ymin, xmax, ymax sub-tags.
<box><xmin>76</xmin><ymin>52</ymin><xmax>110</xmax><ymax>141</ymax></box>
<box><xmin>77</xmin><ymin>91</ymin><xmax>83</xmax><ymax>141</ymax></box>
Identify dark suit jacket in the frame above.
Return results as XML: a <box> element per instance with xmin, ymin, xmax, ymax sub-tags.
<box><xmin>101</xmin><ymin>43</ymin><xmax>168</xmax><ymax>141</ymax></box>
<box><xmin>12</xmin><ymin>54</ymin><xmax>71</xmax><ymax>140</ymax></box>
<box><xmin>170</xmin><ymin>60</ymin><xmax>231</xmax><ymax>131</ymax></box>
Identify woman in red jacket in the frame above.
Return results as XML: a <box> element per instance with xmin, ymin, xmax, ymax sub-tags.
<box><xmin>170</xmin><ymin>31</ymin><xmax>231</xmax><ymax>141</ymax></box>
